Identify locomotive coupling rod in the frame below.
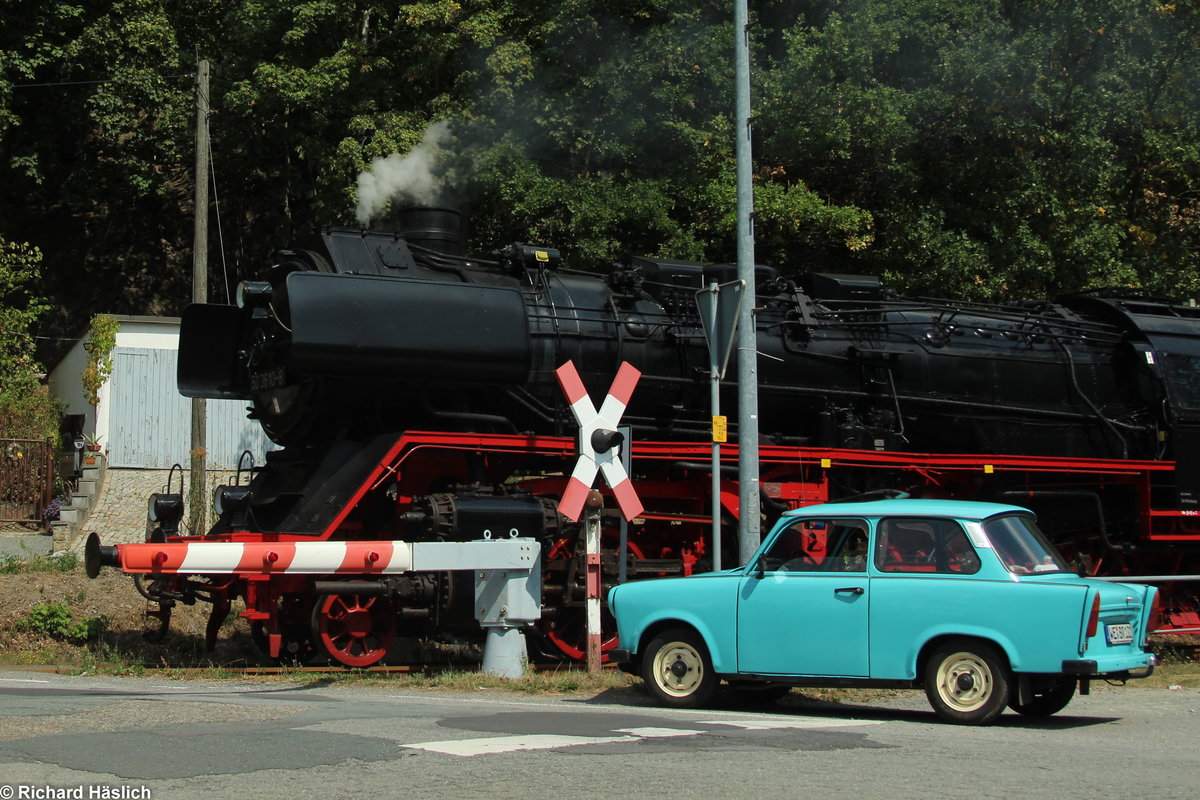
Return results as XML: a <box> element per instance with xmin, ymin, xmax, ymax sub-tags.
<box><xmin>311</xmin><ymin>580</ymin><xmax>390</xmax><ymax>595</ymax></box>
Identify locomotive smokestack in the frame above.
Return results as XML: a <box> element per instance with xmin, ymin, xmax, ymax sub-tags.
<box><xmin>389</xmin><ymin>206</ymin><xmax>464</xmax><ymax>256</ymax></box>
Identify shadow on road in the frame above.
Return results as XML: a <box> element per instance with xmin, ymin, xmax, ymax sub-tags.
<box><xmin>571</xmin><ymin>685</ymin><xmax>1117</xmax><ymax>729</ymax></box>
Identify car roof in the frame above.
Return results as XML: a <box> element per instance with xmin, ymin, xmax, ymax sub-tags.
<box><xmin>780</xmin><ymin>498</ymin><xmax>1032</xmax><ymax>522</ymax></box>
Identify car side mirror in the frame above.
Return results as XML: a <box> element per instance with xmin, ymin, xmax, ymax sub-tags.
<box><xmin>752</xmin><ymin>555</ymin><xmax>766</xmax><ymax>579</ymax></box>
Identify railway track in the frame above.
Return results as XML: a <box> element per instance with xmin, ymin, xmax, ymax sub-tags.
<box><xmin>19</xmin><ymin>661</ymin><xmax>621</xmax><ymax>677</ymax></box>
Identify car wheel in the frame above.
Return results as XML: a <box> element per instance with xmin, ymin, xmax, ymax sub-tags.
<box><xmin>641</xmin><ymin>627</ymin><xmax>717</xmax><ymax>709</ymax></box>
<box><xmin>1008</xmin><ymin>677</ymin><xmax>1076</xmax><ymax>717</ymax></box>
<box><xmin>923</xmin><ymin>640</ymin><xmax>1011</xmax><ymax>725</ymax></box>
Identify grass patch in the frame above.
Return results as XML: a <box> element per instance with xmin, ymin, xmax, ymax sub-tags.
<box><xmin>275</xmin><ymin>666</ymin><xmax>640</xmax><ymax>694</ymax></box>
<box><xmin>0</xmin><ymin>551</ymin><xmax>78</xmax><ymax>574</ymax></box>
<box><xmin>1126</xmin><ymin>662</ymin><xmax>1200</xmax><ymax>690</ymax></box>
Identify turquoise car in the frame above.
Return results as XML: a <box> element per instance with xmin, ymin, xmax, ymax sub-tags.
<box><xmin>608</xmin><ymin>499</ymin><xmax>1160</xmax><ymax>724</ymax></box>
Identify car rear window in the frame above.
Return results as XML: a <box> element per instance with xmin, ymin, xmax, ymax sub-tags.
<box><xmin>983</xmin><ymin>514</ymin><xmax>1071</xmax><ymax>574</ymax></box>
<box><xmin>874</xmin><ymin>517</ymin><xmax>981</xmax><ymax>574</ymax></box>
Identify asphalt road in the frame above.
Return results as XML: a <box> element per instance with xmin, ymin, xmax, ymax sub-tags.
<box><xmin>0</xmin><ymin>670</ymin><xmax>1196</xmax><ymax>799</ymax></box>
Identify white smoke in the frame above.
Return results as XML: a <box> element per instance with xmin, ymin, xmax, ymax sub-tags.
<box><xmin>355</xmin><ymin>121</ymin><xmax>452</xmax><ymax>225</ymax></box>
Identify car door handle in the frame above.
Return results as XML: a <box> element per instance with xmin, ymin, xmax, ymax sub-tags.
<box><xmin>834</xmin><ymin>586</ymin><xmax>864</xmax><ymax>595</ymax></box>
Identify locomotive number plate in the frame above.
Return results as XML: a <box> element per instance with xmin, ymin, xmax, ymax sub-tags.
<box><xmin>1105</xmin><ymin>623</ymin><xmax>1133</xmax><ymax>646</ymax></box>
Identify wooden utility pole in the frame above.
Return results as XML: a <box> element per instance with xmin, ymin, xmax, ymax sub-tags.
<box><xmin>188</xmin><ymin>58</ymin><xmax>210</xmax><ymax>536</ymax></box>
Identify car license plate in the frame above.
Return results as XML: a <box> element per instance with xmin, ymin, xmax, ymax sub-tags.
<box><xmin>1105</xmin><ymin>623</ymin><xmax>1133</xmax><ymax>646</ymax></box>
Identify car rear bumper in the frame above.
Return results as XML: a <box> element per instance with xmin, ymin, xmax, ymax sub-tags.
<box><xmin>1062</xmin><ymin>653</ymin><xmax>1158</xmax><ymax>678</ymax></box>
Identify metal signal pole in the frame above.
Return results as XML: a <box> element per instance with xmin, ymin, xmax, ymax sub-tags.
<box><xmin>188</xmin><ymin>58</ymin><xmax>210</xmax><ymax>536</ymax></box>
<box><xmin>733</xmin><ymin>1</ymin><xmax>761</xmax><ymax>565</ymax></box>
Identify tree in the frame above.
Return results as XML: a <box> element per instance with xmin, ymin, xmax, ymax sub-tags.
<box><xmin>0</xmin><ymin>237</ymin><xmax>47</xmax><ymax>392</ymax></box>
<box><xmin>0</xmin><ymin>237</ymin><xmax>59</xmax><ymax>443</ymax></box>
<box><xmin>0</xmin><ymin>0</ymin><xmax>193</xmax><ymax>337</ymax></box>
<box><xmin>758</xmin><ymin>0</ymin><xmax>1200</xmax><ymax>300</ymax></box>
<box><xmin>3</xmin><ymin>0</ymin><xmax>1200</xmax><ymax>342</ymax></box>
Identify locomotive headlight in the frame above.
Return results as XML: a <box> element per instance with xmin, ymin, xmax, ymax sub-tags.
<box><xmin>236</xmin><ymin>281</ymin><xmax>274</xmax><ymax>310</ymax></box>
<box><xmin>146</xmin><ymin>494</ymin><xmax>183</xmax><ymax>537</ymax></box>
<box><xmin>147</xmin><ymin>492</ymin><xmax>184</xmax><ymax>529</ymax></box>
<box><xmin>213</xmin><ymin>484</ymin><xmax>253</xmax><ymax>517</ymax></box>
<box><xmin>497</xmin><ymin>243</ymin><xmax>561</xmax><ymax>273</ymax></box>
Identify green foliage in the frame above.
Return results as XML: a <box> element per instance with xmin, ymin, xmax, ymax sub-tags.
<box><xmin>2</xmin><ymin>0</ymin><xmax>1200</xmax><ymax>324</ymax></box>
<box><xmin>17</xmin><ymin>602</ymin><xmax>108</xmax><ymax>642</ymax></box>
<box><xmin>0</xmin><ymin>384</ymin><xmax>63</xmax><ymax>446</ymax></box>
<box><xmin>0</xmin><ymin>238</ymin><xmax>48</xmax><ymax>392</ymax></box>
<box><xmin>81</xmin><ymin>314</ymin><xmax>119</xmax><ymax>407</ymax></box>
<box><xmin>0</xmin><ymin>552</ymin><xmax>80</xmax><ymax>575</ymax></box>
<box><xmin>1</xmin><ymin>0</ymin><xmax>193</xmax><ymax>328</ymax></box>
<box><xmin>758</xmin><ymin>0</ymin><xmax>1200</xmax><ymax>298</ymax></box>
<box><xmin>0</xmin><ymin>237</ymin><xmax>59</xmax><ymax>442</ymax></box>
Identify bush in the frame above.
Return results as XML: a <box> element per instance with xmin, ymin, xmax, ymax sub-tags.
<box><xmin>17</xmin><ymin>602</ymin><xmax>107</xmax><ymax>642</ymax></box>
<box><xmin>0</xmin><ymin>384</ymin><xmax>63</xmax><ymax>448</ymax></box>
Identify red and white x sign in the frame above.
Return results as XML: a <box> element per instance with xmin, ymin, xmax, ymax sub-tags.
<box><xmin>555</xmin><ymin>361</ymin><xmax>644</xmax><ymax>522</ymax></box>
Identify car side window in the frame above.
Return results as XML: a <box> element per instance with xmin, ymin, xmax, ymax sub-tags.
<box><xmin>875</xmin><ymin>518</ymin><xmax>981</xmax><ymax>574</ymax></box>
<box><xmin>763</xmin><ymin>518</ymin><xmax>869</xmax><ymax>573</ymax></box>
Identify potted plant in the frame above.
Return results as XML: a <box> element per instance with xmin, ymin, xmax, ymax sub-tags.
<box><xmin>82</xmin><ymin>432</ymin><xmax>103</xmax><ymax>465</ymax></box>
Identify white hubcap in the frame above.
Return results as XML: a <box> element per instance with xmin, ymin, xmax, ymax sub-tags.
<box><xmin>935</xmin><ymin>651</ymin><xmax>993</xmax><ymax>712</ymax></box>
<box><xmin>653</xmin><ymin>641</ymin><xmax>703</xmax><ymax>697</ymax></box>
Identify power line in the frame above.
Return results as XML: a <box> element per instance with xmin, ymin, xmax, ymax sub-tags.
<box><xmin>10</xmin><ymin>74</ymin><xmax>194</xmax><ymax>89</ymax></box>
<box><xmin>206</xmin><ymin>111</ymin><xmax>231</xmax><ymax>305</ymax></box>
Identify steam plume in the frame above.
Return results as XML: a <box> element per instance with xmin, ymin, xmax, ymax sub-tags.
<box><xmin>355</xmin><ymin>121</ymin><xmax>452</xmax><ymax>225</ymax></box>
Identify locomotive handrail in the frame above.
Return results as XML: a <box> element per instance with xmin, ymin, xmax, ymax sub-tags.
<box><xmin>794</xmin><ymin>307</ymin><xmax>1124</xmax><ymax>344</ymax></box>
<box><xmin>374</xmin><ymin>431</ymin><xmax>1175</xmax><ymax>475</ymax></box>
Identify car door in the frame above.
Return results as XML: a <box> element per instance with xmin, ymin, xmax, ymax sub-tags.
<box><xmin>735</xmin><ymin>517</ymin><xmax>871</xmax><ymax>677</ymax></box>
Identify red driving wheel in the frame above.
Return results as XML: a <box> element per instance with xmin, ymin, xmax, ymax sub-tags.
<box><xmin>542</xmin><ymin>537</ymin><xmax>646</xmax><ymax>662</ymax></box>
<box><xmin>311</xmin><ymin>590</ymin><xmax>396</xmax><ymax>668</ymax></box>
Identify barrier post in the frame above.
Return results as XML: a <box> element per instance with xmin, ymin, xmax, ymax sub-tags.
<box><xmin>475</xmin><ymin>536</ymin><xmax>542</xmax><ymax>678</ymax></box>
<box><xmin>585</xmin><ymin>490</ymin><xmax>604</xmax><ymax>673</ymax></box>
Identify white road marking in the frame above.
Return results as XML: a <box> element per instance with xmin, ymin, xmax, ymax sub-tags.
<box><xmin>698</xmin><ymin>717</ymin><xmax>881</xmax><ymax>730</ymax></box>
<box><xmin>386</xmin><ymin>694</ymin><xmax>559</xmax><ymax>708</ymax></box>
<box><xmin>404</xmin><ymin>733</ymin><xmax>641</xmax><ymax>756</ymax></box>
<box><xmin>0</xmin><ymin>678</ymin><xmax>50</xmax><ymax>683</ymax></box>
<box><xmin>402</xmin><ymin>718</ymin><xmax>880</xmax><ymax>756</ymax></box>
<box><xmin>613</xmin><ymin>726</ymin><xmax>706</xmax><ymax>738</ymax></box>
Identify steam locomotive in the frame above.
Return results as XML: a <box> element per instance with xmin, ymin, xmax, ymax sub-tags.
<box><xmin>98</xmin><ymin>207</ymin><xmax>1200</xmax><ymax>666</ymax></box>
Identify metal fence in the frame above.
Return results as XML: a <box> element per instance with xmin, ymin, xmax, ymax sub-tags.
<box><xmin>0</xmin><ymin>438</ymin><xmax>54</xmax><ymax>524</ymax></box>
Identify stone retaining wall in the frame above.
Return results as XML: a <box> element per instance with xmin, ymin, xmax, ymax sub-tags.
<box><xmin>69</xmin><ymin>468</ymin><xmax>237</xmax><ymax>550</ymax></box>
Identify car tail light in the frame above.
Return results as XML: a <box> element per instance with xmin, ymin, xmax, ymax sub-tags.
<box><xmin>1146</xmin><ymin>590</ymin><xmax>1162</xmax><ymax>636</ymax></box>
<box><xmin>1086</xmin><ymin>592</ymin><xmax>1101</xmax><ymax>639</ymax></box>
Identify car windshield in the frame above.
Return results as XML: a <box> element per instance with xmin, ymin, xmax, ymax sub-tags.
<box><xmin>982</xmin><ymin>514</ymin><xmax>1071</xmax><ymax>575</ymax></box>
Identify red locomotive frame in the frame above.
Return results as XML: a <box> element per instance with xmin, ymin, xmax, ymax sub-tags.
<box><xmin>105</xmin><ymin>429</ymin><xmax>1198</xmax><ymax>668</ymax></box>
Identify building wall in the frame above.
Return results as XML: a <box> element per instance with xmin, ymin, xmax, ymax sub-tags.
<box><xmin>108</xmin><ymin>347</ymin><xmax>277</xmax><ymax>469</ymax></box>
<box><xmin>47</xmin><ymin>316</ymin><xmax>278</xmax><ymax>470</ymax></box>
